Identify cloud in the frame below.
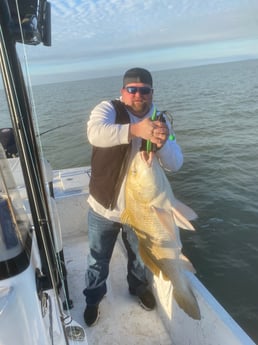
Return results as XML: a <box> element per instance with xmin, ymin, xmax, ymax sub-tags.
<box><xmin>20</xmin><ymin>0</ymin><xmax>258</xmax><ymax>83</ymax></box>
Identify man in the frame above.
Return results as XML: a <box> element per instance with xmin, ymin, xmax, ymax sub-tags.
<box><xmin>84</xmin><ymin>67</ymin><xmax>183</xmax><ymax>326</ymax></box>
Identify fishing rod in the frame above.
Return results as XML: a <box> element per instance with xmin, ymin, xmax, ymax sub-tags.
<box><xmin>39</xmin><ymin>120</ymin><xmax>79</xmax><ymax>136</ymax></box>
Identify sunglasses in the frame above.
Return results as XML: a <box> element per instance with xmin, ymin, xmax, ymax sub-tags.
<box><xmin>124</xmin><ymin>86</ymin><xmax>153</xmax><ymax>95</ymax></box>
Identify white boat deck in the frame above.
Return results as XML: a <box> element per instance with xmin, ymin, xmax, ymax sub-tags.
<box><xmin>55</xmin><ymin>165</ymin><xmax>256</xmax><ymax>345</ymax></box>
<box><xmin>9</xmin><ymin>159</ymin><xmax>256</xmax><ymax>345</ymax></box>
<box><xmin>63</xmin><ymin>231</ymin><xmax>172</xmax><ymax>345</ymax></box>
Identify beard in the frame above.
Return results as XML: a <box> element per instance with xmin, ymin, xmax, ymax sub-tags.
<box><xmin>128</xmin><ymin>100</ymin><xmax>150</xmax><ymax>117</ymax></box>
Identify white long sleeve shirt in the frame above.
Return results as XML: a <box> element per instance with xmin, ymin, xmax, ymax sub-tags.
<box><xmin>87</xmin><ymin>99</ymin><xmax>183</xmax><ymax>222</ymax></box>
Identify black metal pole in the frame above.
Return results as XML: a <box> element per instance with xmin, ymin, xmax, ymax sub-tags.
<box><xmin>0</xmin><ymin>0</ymin><xmax>55</xmax><ymax>288</ymax></box>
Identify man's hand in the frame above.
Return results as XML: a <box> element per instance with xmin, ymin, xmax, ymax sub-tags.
<box><xmin>129</xmin><ymin>118</ymin><xmax>169</xmax><ymax>148</ymax></box>
<box><xmin>152</xmin><ymin>120</ymin><xmax>169</xmax><ymax>148</ymax></box>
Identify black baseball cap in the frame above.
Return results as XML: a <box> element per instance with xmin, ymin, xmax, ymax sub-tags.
<box><xmin>123</xmin><ymin>67</ymin><xmax>153</xmax><ymax>87</ymax></box>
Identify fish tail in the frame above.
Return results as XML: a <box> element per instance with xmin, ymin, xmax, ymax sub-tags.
<box><xmin>173</xmin><ymin>284</ymin><xmax>201</xmax><ymax>320</ymax></box>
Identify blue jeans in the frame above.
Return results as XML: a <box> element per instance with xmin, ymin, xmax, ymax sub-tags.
<box><xmin>83</xmin><ymin>207</ymin><xmax>148</xmax><ymax>306</ymax></box>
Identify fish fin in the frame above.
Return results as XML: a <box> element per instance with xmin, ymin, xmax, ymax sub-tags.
<box><xmin>173</xmin><ymin>198</ymin><xmax>198</xmax><ymax>221</ymax></box>
<box><xmin>180</xmin><ymin>253</ymin><xmax>196</xmax><ymax>273</ymax></box>
<box><xmin>161</xmin><ymin>271</ymin><xmax>171</xmax><ymax>281</ymax></box>
<box><xmin>151</xmin><ymin>206</ymin><xmax>177</xmax><ymax>229</ymax></box>
<box><xmin>173</xmin><ymin>283</ymin><xmax>201</xmax><ymax>320</ymax></box>
<box><xmin>151</xmin><ymin>205</ymin><xmax>195</xmax><ymax>231</ymax></box>
<box><xmin>171</xmin><ymin>206</ymin><xmax>196</xmax><ymax>231</ymax></box>
<box><xmin>139</xmin><ymin>243</ymin><xmax>163</xmax><ymax>278</ymax></box>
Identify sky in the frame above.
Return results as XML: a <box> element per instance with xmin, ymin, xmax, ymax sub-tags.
<box><xmin>20</xmin><ymin>0</ymin><xmax>258</xmax><ymax>84</ymax></box>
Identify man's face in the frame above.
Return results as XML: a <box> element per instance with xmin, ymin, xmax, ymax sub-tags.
<box><xmin>121</xmin><ymin>83</ymin><xmax>153</xmax><ymax>118</ymax></box>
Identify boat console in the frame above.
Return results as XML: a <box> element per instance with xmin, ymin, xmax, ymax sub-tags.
<box><xmin>3</xmin><ymin>0</ymin><xmax>51</xmax><ymax>46</ymax></box>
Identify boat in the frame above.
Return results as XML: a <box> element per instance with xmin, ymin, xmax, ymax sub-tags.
<box><xmin>0</xmin><ymin>1</ymin><xmax>256</xmax><ymax>344</ymax></box>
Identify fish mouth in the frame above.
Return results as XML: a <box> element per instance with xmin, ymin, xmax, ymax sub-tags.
<box><xmin>140</xmin><ymin>151</ymin><xmax>155</xmax><ymax>166</ymax></box>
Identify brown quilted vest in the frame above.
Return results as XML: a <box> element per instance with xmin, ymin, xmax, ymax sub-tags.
<box><xmin>89</xmin><ymin>100</ymin><xmax>132</xmax><ymax>210</ymax></box>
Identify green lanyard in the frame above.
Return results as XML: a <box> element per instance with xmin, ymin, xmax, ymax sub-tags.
<box><xmin>146</xmin><ymin>108</ymin><xmax>176</xmax><ymax>153</ymax></box>
<box><xmin>146</xmin><ymin>107</ymin><xmax>157</xmax><ymax>153</ymax></box>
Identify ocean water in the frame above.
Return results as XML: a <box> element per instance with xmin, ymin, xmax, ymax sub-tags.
<box><xmin>1</xmin><ymin>59</ymin><xmax>258</xmax><ymax>342</ymax></box>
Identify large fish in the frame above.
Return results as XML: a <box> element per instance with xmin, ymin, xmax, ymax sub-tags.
<box><xmin>121</xmin><ymin>151</ymin><xmax>201</xmax><ymax>320</ymax></box>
